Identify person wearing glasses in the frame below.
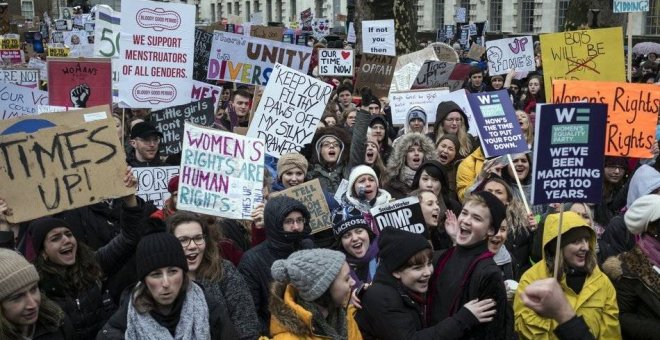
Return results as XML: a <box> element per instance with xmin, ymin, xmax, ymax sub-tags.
<box><xmin>166</xmin><ymin>211</ymin><xmax>259</xmax><ymax>340</ymax></box>
<box><xmin>238</xmin><ymin>196</ymin><xmax>314</xmax><ymax>336</ymax></box>
<box><xmin>127</xmin><ymin>122</ymin><xmax>164</xmax><ymax>168</ymax></box>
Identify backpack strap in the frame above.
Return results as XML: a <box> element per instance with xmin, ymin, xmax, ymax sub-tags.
<box><xmin>447</xmin><ymin>250</ymin><xmax>495</xmax><ymax>315</ymax></box>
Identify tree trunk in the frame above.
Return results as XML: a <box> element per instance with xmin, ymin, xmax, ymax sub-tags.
<box><xmin>564</xmin><ymin>0</ymin><xmax>625</xmax><ymax>31</ymax></box>
<box><xmin>354</xmin><ymin>0</ymin><xmax>417</xmax><ymax>54</ymax></box>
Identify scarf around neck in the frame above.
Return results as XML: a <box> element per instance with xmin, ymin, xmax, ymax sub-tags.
<box><xmin>297</xmin><ymin>298</ymin><xmax>347</xmax><ymax>340</ymax></box>
<box><xmin>638</xmin><ymin>234</ymin><xmax>660</xmax><ymax>268</ymax></box>
<box><xmin>126</xmin><ymin>282</ymin><xmax>211</xmax><ymax>340</ymax></box>
<box><xmin>346</xmin><ymin>240</ymin><xmax>379</xmax><ymax>287</ymax></box>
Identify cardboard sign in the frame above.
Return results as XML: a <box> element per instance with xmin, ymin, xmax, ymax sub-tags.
<box><xmin>191</xmin><ymin>80</ymin><xmax>222</xmax><ymax>112</ymax></box>
<box><xmin>531</xmin><ymin>103</ymin><xmax>608</xmax><ymax>204</ymax></box>
<box><xmin>47</xmin><ymin>58</ymin><xmax>112</xmax><ymax>108</ymax></box>
<box><xmin>485</xmin><ymin>36</ymin><xmax>535</xmax><ymax>75</ymax></box>
<box><xmin>318</xmin><ymin>49</ymin><xmax>354</xmax><ymax>77</ymax></box>
<box><xmin>552</xmin><ymin>80</ymin><xmax>658</xmax><ymax>158</ymax></box>
<box><xmin>540</xmin><ymin>27</ymin><xmax>625</xmax><ymax>100</ymax></box>
<box><xmin>396</xmin><ymin>47</ymin><xmax>439</xmax><ymax>70</ymax></box>
<box><xmin>467</xmin><ymin>43</ymin><xmax>486</xmax><ymax>60</ymax></box>
<box><xmin>0</xmin><ymin>68</ymin><xmax>39</xmax><ymax>88</ymax></box>
<box><xmin>207</xmin><ymin>31</ymin><xmax>313</xmax><ymax>85</ymax></box>
<box><xmin>355</xmin><ymin>53</ymin><xmax>397</xmax><ymax>98</ymax></box>
<box><xmin>247</xmin><ymin>63</ymin><xmax>332</xmax><ymax>157</ymax></box>
<box><xmin>467</xmin><ymin>90</ymin><xmax>529</xmax><ymax>158</ymax></box>
<box><xmin>411</xmin><ymin>61</ymin><xmax>469</xmax><ymax>91</ymax></box>
<box><xmin>362</xmin><ymin>20</ymin><xmax>396</xmax><ymax>56</ymax></box>
<box><xmin>250</xmin><ymin>25</ymin><xmax>284</xmax><ymax>42</ymax></box>
<box><xmin>370</xmin><ymin>197</ymin><xmax>426</xmax><ymax>235</ymax></box>
<box><xmin>0</xmin><ymin>105</ymin><xmax>132</xmax><ymax>223</ymax></box>
<box><xmin>613</xmin><ymin>1</ymin><xmax>650</xmax><ymax>13</ymax></box>
<box><xmin>0</xmin><ymin>83</ymin><xmax>49</xmax><ymax>120</ymax></box>
<box><xmin>270</xmin><ymin>179</ymin><xmax>331</xmax><ymax>233</ymax></box>
<box><xmin>193</xmin><ymin>28</ymin><xmax>213</xmax><ymax>82</ymax></box>
<box><xmin>133</xmin><ymin>166</ymin><xmax>179</xmax><ymax>209</ymax></box>
<box><xmin>149</xmin><ymin>98</ymin><xmax>215</xmax><ymax>156</ymax></box>
<box><xmin>178</xmin><ymin>123</ymin><xmax>265</xmax><ymax>219</ymax></box>
<box><xmin>118</xmin><ymin>0</ymin><xmax>195</xmax><ymax>109</ymax></box>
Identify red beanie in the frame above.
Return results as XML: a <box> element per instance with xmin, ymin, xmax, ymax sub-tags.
<box><xmin>168</xmin><ymin>175</ymin><xmax>179</xmax><ymax>194</ymax></box>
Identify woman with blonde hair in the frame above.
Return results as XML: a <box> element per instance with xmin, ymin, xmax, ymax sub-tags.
<box><xmin>432</xmin><ymin>101</ymin><xmax>476</xmax><ymax>158</ymax></box>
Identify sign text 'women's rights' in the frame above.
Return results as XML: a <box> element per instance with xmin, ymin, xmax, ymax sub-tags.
<box><xmin>247</xmin><ymin>63</ymin><xmax>332</xmax><ymax>158</ymax></box>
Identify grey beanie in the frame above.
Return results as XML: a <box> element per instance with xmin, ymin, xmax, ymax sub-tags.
<box><xmin>271</xmin><ymin>249</ymin><xmax>346</xmax><ymax>301</ymax></box>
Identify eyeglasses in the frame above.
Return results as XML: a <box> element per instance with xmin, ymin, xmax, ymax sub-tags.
<box><xmin>283</xmin><ymin>217</ymin><xmax>306</xmax><ymax>226</ymax></box>
<box><xmin>136</xmin><ymin>136</ymin><xmax>161</xmax><ymax>144</ymax></box>
<box><xmin>178</xmin><ymin>234</ymin><xmax>205</xmax><ymax>247</ymax></box>
<box><xmin>321</xmin><ymin>141</ymin><xmax>340</xmax><ymax>148</ymax></box>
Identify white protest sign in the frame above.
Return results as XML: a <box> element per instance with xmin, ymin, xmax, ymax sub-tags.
<box><xmin>0</xmin><ymin>83</ymin><xmax>49</xmax><ymax>120</ymax></box>
<box><xmin>247</xmin><ymin>63</ymin><xmax>332</xmax><ymax>158</ymax></box>
<box><xmin>118</xmin><ymin>0</ymin><xmax>195</xmax><ymax>109</ymax></box>
<box><xmin>178</xmin><ymin>123</ymin><xmax>265</xmax><ymax>219</ymax></box>
<box><xmin>28</xmin><ymin>59</ymin><xmax>48</xmax><ymax>81</ymax></box>
<box><xmin>94</xmin><ymin>6</ymin><xmax>120</xmax><ymax>101</ymax></box>
<box><xmin>191</xmin><ymin>80</ymin><xmax>222</xmax><ymax>112</ymax></box>
<box><xmin>347</xmin><ymin>22</ymin><xmax>356</xmax><ymax>43</ymax></box>
<box><xmin>207</xmin><ymin>31</ymin><xmax>313</xmax><ymax>85</ymax></box>
<box><xmin>133</xmin><ymin>166</ymin><xmax>179</xmax><ymax>208</ymax></box>
<box><xmin>250</xmin><ymin>11</ymin><xmax>264</xmax><ymax>24</ymax></box>
<box><xmin>455</xmin><ymin>8</ymin><xmax>467</xmax><ymax>23</ymax></box>
<box><xmin>62</xmin><ymin>31</ymin><xmax>93</xmax><ymax>57</ymax></box>
<box><xmin>485</xmin><ymin>36</ymin><xmax>535</xmax><ymax>75</ymax></box>
<box><xmin>0</xmin><ymin>68</ymin><xmax>40</xmax><ymax>88</ymax></box>
<box><xmin>362</xmin><ymin>20</ymin><xmax>396</xmax><ymax>56</ymax></box>
<box><xmin>613</xmin><ymin>1</ymin><xmax>650</xmax><ymax>13</ymax></box>
<box><xmin>318</xmin><ymin>49</ymin><xmax>354</xmax><ymax>76</ymax></box>
<box><xmin>37</xmin><ymin>105</ymin><xmax>80</xmax><ymax>114</ymax></box>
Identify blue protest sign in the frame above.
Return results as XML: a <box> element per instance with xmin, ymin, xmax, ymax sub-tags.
<box><xmin>531</xmin><ymin>103</ymin><xmax>608</xmax><ymax>205</ymax></box>
<box><xmin>466</xmin><ymin>90</ymin><xmax>529</xmax><ymax>158</ymax></box>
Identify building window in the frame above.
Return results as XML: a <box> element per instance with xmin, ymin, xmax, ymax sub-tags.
<box><xmin>21</xmin><ymin>0</ymin><xmax>34</xmax><ymax>19</ymax></box>
<box><xmin>246</xmin><ymin>1</ymin><xmax>251</xmax><ymax>21</ymax></box>
<box><xmin>434</xmin><ymin>0</ymin><xmax>444</xmax><ymax>30</ymax></box>
<box><xmin>489</xmin><ymin>0</ymin><xmax>502</xmax><ymax>32</ymax></box>
<box><xmin>647</xmin><ymin>0</ymin><xmax>660</xmax><ymax>35</ymax></box>
<box><xmin>556</xmin><ymin>0</ymin><xmax>569</xmax><ymax>31</ymax></box>
<box><xmin>228</xmin><ymin>2</ymin><xmax>233</xmax><ymax>14</ymax></box>
<box><xmin>255</xmin><ymin>1</ymin><xmax>260</xmax><ymax>12</ymax></box>
<box><xmin>235</xmin><ymin>1</ymin><xmax>240</xmax><ymax>16</ymax></box>
<box><xmin>520</xmin><ymin>0</ymin><xmax>535</xmax><ymax>33</ymax></box>
<box><xmin>211</xmin><ymin>3</ymin><xmax>216</xmax><ymax>22</ymax></box>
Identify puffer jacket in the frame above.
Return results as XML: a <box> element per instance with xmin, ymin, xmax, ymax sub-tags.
<box><xmin>267</xmin><ymin>283</ymin><xmax>362</xmax><ymax>340</ymax></box>
<box><xmin>513</xmin><ymin>212</ymin><xmax>621</xmax><ymax>340</ymax></box>
<box><xmin>456</xmin><ymin>147</ymin><xmax>485</xmax><ymax>201</ymax></box>
<box><xmin>602</xmin><ymin>245</ymin><xmax>660</xmax><ymax>340</ymax></box>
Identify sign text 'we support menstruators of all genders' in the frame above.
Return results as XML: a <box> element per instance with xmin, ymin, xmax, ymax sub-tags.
<box><xmin>318</xmin><ymin>49</ymin><xmax>354</xmax><ymax>77</ymax></box>
<box><xmin>118</xmin><ymin>0</ymin><xmax>195</xmax><ymax>109</ymax></box>
<box><xmin>0</xmin><ymin>68</ymin><xmax>40</xmax><ymax>88</ymax></box>
<box><xmin>531</xmin><ymin>103</ymin><xmax>608</xmax><ymax>204</ymax></box>
<box><xmin>540</xmin><ymin>27</ymin><xmax>625</xmax><ymax>100</ymax></box>
<box><xmin>485</xmin><ymin>36</ymin><xmax>536</xmax><ymax>75</ymax></box>
<box><xmin>613</xmin><ymin>0</ymin><xmax>649</xmax><ymax>13</ymax></box>
<box><xmin>270</xmin><ymin>179</ymin><xmax>331</xmax><ymax>234</ymax></box>
<box><xmin>0</xmin><ymin>82</ymin><xmax>49</xmax><ymax>120</ymax></box>
<box><xmin>466</xmin><ymin>90</ymin><xmax>529</xmax><ymax>158</ymax></box>
<box><xmin>370</xmin><ymin>197</ymin><xmax>427</xmax><ymax>236</ymax></box>
<box><xmin>0</xmin><ymin>105</ymin><xmax>133</xmax><ymax>223</ymax></box>
<box><xmin>552</xmin><ymin>80</ymin><xmax>659</xmax><ymax>158</ymax></box>
<box><xmin>132</xmin><ymin>166</ymin><xmax>179</xmax><ymax>209</ymax></box>
<box><xmin>354</xmin><ymin>53</ymin><xmax>397</xmax><ymax>99</ymax></box>
<box><xmin>149</xmin><ymin>98</ymin><xmax>215</xmax><ymax>156</ymax></box>
<box><xmin>178</xmin><ymin>123</ymin><xmax>265</xmax><ymax>219</ymax></box>
<box><xmin>206</xmin><ymin>31</ymin><xmax>313</xmax><ymax>86</ymax></box>
<box><xmin>247</xmin><ymin>63</ymin><xmax>332</xmax><ymax>157</ymax></box>
<box><xmin>361</xmin><ymin>20</ymin><xmax>396</xmax><ymax>57</ymax></box>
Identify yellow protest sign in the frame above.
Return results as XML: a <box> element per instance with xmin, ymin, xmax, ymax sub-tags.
<box><xmin>47</xmin><ymin>45</ymin><xmax>70</xmax><ymax>57</ymax></box>
<box><xmin>540</xmin><ymin>27</ymin><xmax>625</xmax><ymax>100</ymax></box>
<box><xmin>0</xmin><ymin>37</ymin><xmax>19</xmax><ymax>49</ymax></box>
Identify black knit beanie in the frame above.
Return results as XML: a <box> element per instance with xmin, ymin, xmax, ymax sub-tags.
<box><xmin>264</xmin><ymin>196</ymin><xmax>311</xmax><ymax>242</ymax></box>
<box><xmin>378</xmin><ymin>227</ymin><xmax>431</xmax><ymax>273</ymax></box>
<box><xmin>333</xmin><ymin>215</ymin><xmax>370</xmax><ymax>239</ymax></box>
<box><xmin>136</xmin><ymin>232</ymin><xmax>188</xmax><ymax>280</ymax></box>
<box><xmin>29</xmin><ymin>217</ymin><xmax>69</xmax><ymax>254</ymax></box>
<box><xmin>473</xmin><ymin>191</ymin><xmax>507</xmax><ymax>232</ymax></box>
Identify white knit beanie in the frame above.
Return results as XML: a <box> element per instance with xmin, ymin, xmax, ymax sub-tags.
<box><xmin>625</xmin><ymin>194</ymin><xmax>660</xmax><ymax>235</ymax></box>
<box><xmin>271</xmin><ymin>249</ymin><xmax>346</xmax><ymax>301</ymax></box>
<box><xmin>348</xmin><ymin>165</ymin><xmax>379</xmax><ymax>193</ymax></box>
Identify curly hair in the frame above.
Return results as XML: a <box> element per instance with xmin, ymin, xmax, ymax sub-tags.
<box><xmin>35</xmin><ymin>241</ymin><xmax>103</xmax><ymax>292</ymax></box>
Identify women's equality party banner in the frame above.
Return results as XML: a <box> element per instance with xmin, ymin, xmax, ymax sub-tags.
<box><xmin>206</xmin><ymin>31</ymin><xmax>313</xmax><ymax>86</ymax></box>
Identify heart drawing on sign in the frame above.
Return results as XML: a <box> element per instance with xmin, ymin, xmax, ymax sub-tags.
<box><xmin>341</xmin><ymin>51</ymin><xmax>350</xmax><ymax>60</ymax></box>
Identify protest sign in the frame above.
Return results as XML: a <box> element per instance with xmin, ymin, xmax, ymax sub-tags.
<box><xmin>355</xmin><ymin>53</ymin><xmax>397</xmax><ymax>98</ymax></box>
<box><xmin>270</xmin><ymin>179</ymin><xmax>331</xmax><ymax>233</ymax></box>
<box><xmin>0</xmin><ymin>105</ymin><xmax>132</xmax><ymax>223</ymax></box>
<box><xmin>311</xmin><ymin>18</ymin><xmax>331</xmax><ymax>40</ymax></box>
<box><xmin>485</xmin><ymin>36</ymin><xmax>535</xmax><ymax>75</ymax></box>
<box><xmin>94</xmin><ymin>6</ymin><xmax>120</xmax><ymax>101</ymax></box>
<box><xmin>132</xmin><ymin>166</ymin><xmax>179</xmax><ymax>208</ymax></box>
<box><xmin>118</xmin><ymin>0</ymin><xmax>195</xmax><ymax>109</ymax></box>
<box><xmin>540</xmin><ymin>27</ymin><xmax>625</xmax><ymax>100</ymax></box>
<box><xmin>613</xmin><ymin>1</ymin><xmax>650</xmax><ymax>12</ymax></box>
<box><xmin>467</xmin><ymin>43</ymin><xmax>486</xmax><ymax>60</ymax></box>
<box><xmin>37</xmin><ymin>105</ymin><xmax>79</xmax><ymax>114</ymax></box>
<box><xmin>0</xmin><ymin>68</ymin><xmax>39</xmax><ymax>88</ymax></box>
<box><xmin>362</xmin><ymin>20</ymin><xmax>396</xmax><ymax>56</ymax></box>
<box><xmin>411</xmin><ymin>61</ymin><xmax>469</xmax><ymax>91</ymax></box>
<box><xmin>455</xmin><ymin>7</ymin><xmax>467</xmax><ymax>23</ymax></box>
<box><xmin>0</xmin><ymin>83</ymin><xmax>48</xmax><ymax>120</ymax></box>
<box><xmin>28</xmin><ymin>58</ymin><xmax>48</xmax><ymax>81</ymax></box>
<box><xmin>0</xmin><ymin>37</ymin><xmax>19</xmax><ymax>49</ymax></box>
<box><xmin>445</xmin><ymin>25</ymin><xmax>455</xmax><ymax>39</ymax></box>
<box><xmin>396</xmin><ymin>47</ymin><xmax>439</xmax><ymax>70</ymax></box>
<box><xmin>0</xmin><ymin>49</ymin><xmax>22</xmax><ymax>63</ymax></box>
<box><xmin>191</xmin><ymin>80</ymin><xmax>222</xmax><ymax>112</ymax></box>
<box><xmin>300</xmin><ymin>8</ymin><xmax>313</xmax><ymax>31</ymax></box>
<box><xmin>466</xmin><ymin>90</ymin><xmax>529</xmax><ymax>158</ymax></box>
<box><xmin>48</xmin><ymin>58</ymin><xmax>112</xmax><ymax>108</ymax></box>
<box><xmin>193</xmin><ymin>28</ymin><xmax>213</xmax><ymax>82</ymax></box>
<box><xmin>247</xmin><ymin>63</ymin><xmax>332</xmax><ymax>157</ymax></box>
<box><xmin>459</xmin><ymin>26</ymin><xmax>469</xmax><ymax>47</ymax></box>
<box><xmin>318</xmin><ymin>49</ymin><xmax>354</xmax><ymax>76</ymax></box>
<box><xmin>178</xmin><ymin>123</ymin><xmax>265</xmax><ymax>219</ymax></box>
<box><xmin>531</xmin><ymin>103</ymin><xmax>608</xmax><ymax>204</ymax></box>
<box><xmin>149</xmin><ymin>98</ymin><xmax>215</xmax><ymax>156</ymax></box>
<box><xmin>62</xmin><ymin>31</ymin><xmax>93</xmax><ymax>57</ymax></box>
<box><xmin>207</xmin><ymin>31</ymin><xmax>313</xmax><ymax>86</ymax></box>
<box><xmin>347</xmin><ymin>23</ymin><xmax>356</xmax><ymax>43</ymax></box>
<box><xmin>250</xmin><ymin>25</ymin><xmax>284</xmax><ymax>42</ymax></box>
<box><xmin>250</xmin><ymin>12</ymin><xmax>264</xmax><ymax>25</ymax></box>
<box><xmin>370</xmin><ymin>197</ymin><xmax>426</xmax><ymax>235</ymax></box>
<box><xmin>552</xmin><ymin>80</ymin><xmax>658</xmax><ymax>158</ymax></box>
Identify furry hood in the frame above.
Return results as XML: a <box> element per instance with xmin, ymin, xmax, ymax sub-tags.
<box><xmin>307</xmin><ymin>125</ymin><xmax>352</xmax><ymax>168</ymax></box>
<box><xmin>269</xmin><ymin>282</ymin><xmax>314</xmax><ymax>337</ymax></box>
<box><xmin>602</xmin><ymin>245</ymin><xmax>660</xmax><ymax>296</ymax></box>
<box><xmin>385</xmin><ymin>132</ymin><xmax>437</xmax><ymax>181</ymax></box>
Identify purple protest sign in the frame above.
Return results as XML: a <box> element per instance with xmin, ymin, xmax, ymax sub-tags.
<box><xmin>466</xmin><ymin>90</ymin><xmax>529</xmax><ymax>158</ymax></box>
<box><xmin>531</xmin><ymin>103</ymin><xmax>608</xmax><ymax>205</ymax></box>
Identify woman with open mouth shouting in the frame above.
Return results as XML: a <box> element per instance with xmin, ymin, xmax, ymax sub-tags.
<box><xmin>332</xmin><ymin>215</ymin><xmax>379</xmax><ymax>298</ymax></box>
<box><xmin>383</xmin><ymin>133</ymin><xmax>437</xmax><ymax>200</ymax></box>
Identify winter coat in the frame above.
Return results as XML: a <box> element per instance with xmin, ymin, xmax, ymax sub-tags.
<box><xmin>355</xmin><ymin>268</ymin><xmax>479</xmax><ymax>340</ymax></box>
<box><xmin>125</xmin><ymin>148</ymin><xmax>165</xmax><ymax>168</ymax></box>
<box><xmin>514</xmin><ymin>213</ymin><xmax>621</xmax><ymax>340</ymax></box>
<box><xmin>456</xmin><ymin>147</ymin><xmax>485</xmax><ymax>201</ymax></box>
<box><xmin>602</xmin><ymin>245</ymin><xmax>660</xmax><ymax>340</ymax></box>
<box><xmin>505</xmin><ymin>229</ymin><xmax>535</xmax><ymax>281</ymax></box>
<box><xmin>198</xmin><ymin>260</ymin><xmax>261</xmax><ymax>340</ymax></box>
<box><xmin>2</xmin><ymin>297</ymin><xmax>76</xmax><ymax>340</ymax></box>
<box><xmin>268</xmin><ymin>283</ymin><xmax>363</xmax><ymax>340</ymax></box>
<box><xmin>384</xmin><ymin>132</ymin><xmax>437</xmax><ymax>199</ymax></box>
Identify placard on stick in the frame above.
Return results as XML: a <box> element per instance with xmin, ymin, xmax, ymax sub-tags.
<box><xmin>0</xmin><ymin>105</ymin><xmax>132</xmax><ymax>223</ymax></box>
<box><xmin>485</xmin><ymin>36</ymin><xmax>535</xmax><ymax>75</ymax></box>
<box><xmin>354</xmin><ymin>53</ymin><xmax>397</xmax><ymax>98</ymax></box>
<box><xmin>132</xmin><ymin>166</ymin><xmax>180</xmax><ymax>208</ymax></box>
<box><xmin>247</xmin><ymin>63</ymin><xmax>332</xmax><ymax>157</ymax></box>
<box><xmin>318</xmin><ymin>49</ymin><xmax>354</xmax><ymax>77</ymax></box>
<box><xmin>149</xmin><ymin>98</ymin><xmax>215</xmax><ymax>156</ymax></box>
<box><xmin>178</xmin><ymin>123</ymin><xmax>265</xmax><ymax>219</ymax></box>
<box><xmin>270</xmin><ymin>179</ymin><xmax>331</xmax><ymax>233</ymax></box>
<box><xmin>531</xmin><ymin>103</ymin><xmax>608</xmax><ymax>204</ymax></box>
<box><xmin>370</xmin><ymin>197</ymin><xmax>426</xmax><ymax>235</ymax></box>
